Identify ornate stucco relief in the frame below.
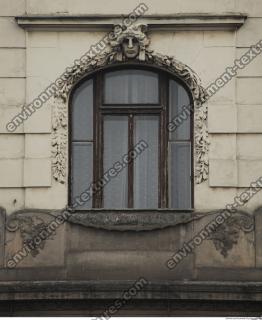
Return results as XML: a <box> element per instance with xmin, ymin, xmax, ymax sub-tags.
<box><xmin>3</xmin><ymin>207</ymin><xmax>255</xmax><ymax>257</ymax></box>
<box><xmin>6</xmin><ymin>209</ymin><xmax>55</xmax><ymax>257</ymax></box>
<box><xmin>207</xmin><ymin>211</ymin><xmax>254</xmax><ymax>257</ymax></box>
<box><xmin>52</xmin><ymin>23</ymin><xmax>209</xmax><ymax>184</ymax></box>
<box><xmin>51</xmin><ymin>98</ymin><xmax>67</xmax><ymax>183</ymax></box>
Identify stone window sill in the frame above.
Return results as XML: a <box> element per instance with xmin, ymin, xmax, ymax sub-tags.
<box><xmin>66</xmin><ymin>208</ymin><xmax>198</xmax><ymax>231</ymax></box>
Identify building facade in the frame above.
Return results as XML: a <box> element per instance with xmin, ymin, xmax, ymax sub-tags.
<box><xmin>0</xmin><ymin>0</ymin><xmax>262</xmax><ymax>315</ymax></box>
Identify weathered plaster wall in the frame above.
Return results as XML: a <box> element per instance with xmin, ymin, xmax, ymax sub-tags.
<box><xmin>0</xmin><ymin>0</ymin><xmax>26</xmax><ymax>212</ymax></box>
<box><xmin>0</xmin><ymin>207</ymin><xmax>260</xmax><ymax>282</ymax></box>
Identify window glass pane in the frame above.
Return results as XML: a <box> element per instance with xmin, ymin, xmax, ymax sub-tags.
<box><xmin>134</xmin><ymin>116</ymin><xmax>159</xmax><ymax>209</ymax></box>
<box><xmin>104</xmin><ymin>70</ymin><xmax>159</xmax><ymax>104</ymax></box>
<box><xmin>169</xmin><ymin>142</ymin><xmax>191</xmax><ymax>209</ymax></box>
<box><xmin>72</xmin><ymin>79</ymin><xmax>93</xmax><ymax>141</ymax></box>
<box><xmin>169</xmin><ymin>79</ymin><xmax>191</xmax><ymax>140</ymax></box>
<box><xmin>103</xmin><ymin>116</ymin><xmax>128</xmax><ymax>208</ymax></box>
<box><xmin>71</xmin><ymin>142</ymin><xmax>93</xmax><ymax>209</ymax></box>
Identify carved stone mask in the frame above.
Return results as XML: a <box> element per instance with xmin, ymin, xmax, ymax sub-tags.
<box><xmin>121</xmin><ymin>36</ymin><xmax>140</xmax><ymax>59</ymax></box>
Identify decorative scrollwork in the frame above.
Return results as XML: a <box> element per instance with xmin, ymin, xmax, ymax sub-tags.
<box><xmin>207</xmin><ymin>212</ymin><xmax>255</xmax><ymax>257</ymax></box>
<box><xmin>2</xmin><ymin>207</ymin><xmax>256</xmax><ymax>245</ymax></box>
<box><xmin>67</xmin><ymin>209</ymin><xmax>205</xmax><ymax>231</ymax></box>
<box><xmin>52</xmin><ymin>23</ymin><xmax>209</xmax><ymax>184</ymax></box>
<box><xmin>51</xmin><ymin>98</ymin><xmax>67</xmax><ymax>183</ymax></box>
<box><xmin>6</xmin><ymin>210</ymin><xmax>55</xmax><ymax>257</ymax></box>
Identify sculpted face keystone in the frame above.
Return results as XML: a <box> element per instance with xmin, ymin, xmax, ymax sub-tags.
<box><xmin>122</xmin><ymin>37</ymin><xmax>140</xmax><ymax>59</ymax></box>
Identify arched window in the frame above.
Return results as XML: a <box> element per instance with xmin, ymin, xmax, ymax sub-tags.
<box><xmin>70</xmin><ymin>67</ymin><xmax>193</xmax><ymax>210</ymax></box>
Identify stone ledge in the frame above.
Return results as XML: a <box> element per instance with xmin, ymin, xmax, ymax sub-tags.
<box><xmin>0</xmin><ymin>280</ymin><xmax>262</xmax><ymax>301</ymax></box>
<box><xmin>16</xmin><ymin>14</ymin><xmax>247</xmax><ymax>31</ymax></box>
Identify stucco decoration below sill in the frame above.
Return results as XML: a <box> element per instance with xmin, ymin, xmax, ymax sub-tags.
<box><xmin>51</xmin><ymin>23</ymin><xmax>209</xmax><ymax>184</ymax></box>
<box><xmin>67</xmin><ymin>209</ymin><xmax>201</xmax><ymax>231</ymax></box>
<box><xmin>3</xmin><ymin>207</ymin><xmax>255</xmax><ymax>258</ymax></box>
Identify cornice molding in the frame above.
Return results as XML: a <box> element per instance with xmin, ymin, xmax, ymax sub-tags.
<box><xmin>16</xmin><ymin>13</ymin><xmax>247</xmax><ymax>31</ymax></box>
<box><xmin>0</xmin><ymin>280</ymin><xmax>261</xmax><ymax>301</ymax></box>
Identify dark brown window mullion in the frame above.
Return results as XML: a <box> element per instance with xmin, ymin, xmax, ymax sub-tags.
<box><xmin>100</xmin><ymin>106</ymin><xmax>163</xmax><ymax>114</ymax></box>
<box><xmin>128</xmin><ymin>114</ymin><xmax>134</xmax><ymax>208</ymax></box>
<box><xmin>93</xmin><ymin>73</ymin><xmax>103</xmax><ymax>208</ymax></box>
<box><xmin>159</xmin><ymin>73</ymin><xmax>169</xmax><ymax>208</ymax></box>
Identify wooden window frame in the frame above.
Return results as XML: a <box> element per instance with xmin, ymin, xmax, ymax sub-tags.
<box><xmin>69</xmin><ymin>65</ymin><xmax>194</xmax><ymax>210</ymax></box>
